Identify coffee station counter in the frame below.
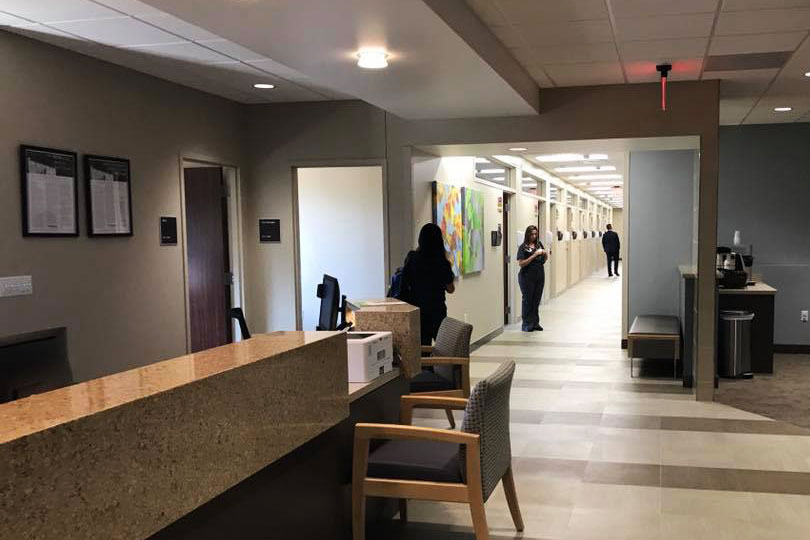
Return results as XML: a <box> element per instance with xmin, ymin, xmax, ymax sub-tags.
<box><xmin>718</xmin><ymin>282</ymin><xmax>777</xmax><ymax>295</ymax></box>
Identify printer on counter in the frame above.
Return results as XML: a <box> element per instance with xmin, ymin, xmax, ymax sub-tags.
<box><xmin>346</xmin><ymin>331</ymin><xmax>393</xmax><ymax>382</ymax></box>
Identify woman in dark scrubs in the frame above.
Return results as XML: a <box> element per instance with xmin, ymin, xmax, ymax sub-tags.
<box><xmin>402</xmin><ymin>223</ymin><xmax>456</xmax><ymax>345</ymax></box>
<box><xmin>517</xmin><ymin>225</ymin><xmax>547</xmax><ymax>332</ymax></box>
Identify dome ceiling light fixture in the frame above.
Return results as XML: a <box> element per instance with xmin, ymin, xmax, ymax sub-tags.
<box><xmin>356</xmin><ymin>48</ymin><xmax>389</xmax><ymax>69</ymax></box>
<box><xmin>657</xmin><ymin>63</ymin><xmax>671</xmax><ymax>111</ymax></box>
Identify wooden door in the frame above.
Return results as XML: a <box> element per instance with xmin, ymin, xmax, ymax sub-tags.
<box><xmin>184</xmin><ymin>167</ymin><xmax>232</xmax><ymax>353</ymax></box>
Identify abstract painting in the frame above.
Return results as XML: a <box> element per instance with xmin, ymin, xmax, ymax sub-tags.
<box><xmin>462</xmin><ymin>187</ymin><xmax>484</xmax><ymax>274</ymax></box>
<box><xmin>432</xmin><ymin>181</ymin><xmax>462</xmax><ymax>276</ymax></box>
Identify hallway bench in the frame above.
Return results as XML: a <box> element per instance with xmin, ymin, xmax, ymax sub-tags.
<box><xmin>628</xmin><ymin>315</ymin><xmax>681</xmax><ymax>379</ymax></box>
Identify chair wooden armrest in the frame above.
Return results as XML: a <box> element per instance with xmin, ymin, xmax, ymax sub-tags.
<box><xmin>400</xmin><ymin>395</ymin><xmax>468</xmax><ymax>424</ymax></box>
<box><xmin>354</xmin><ymin>423</ymin><xmax>479</xmax><ymax>445</ymax></box>
<box><xmin>421</xmin><ymin>345</ymin><xmax>434</xmax><ymax>355</ymax></box>
<box><xmin>419</xmin><ymin>356</ymin><xmax>471</xmax><ymax>398</ymax></box>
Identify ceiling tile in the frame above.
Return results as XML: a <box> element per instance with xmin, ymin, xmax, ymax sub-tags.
<box><xmin>0</xmin><ymin>11</ymin><xmax>30</xmax><ymax>25</ymax></box>
<box><xmin>719</xmin><ymin>97</ymin><xmax>757</xmax><ymax>124</ymax></box>
<box><xmin>614</xmin><ymin>13</ymin><xmax>715</xmax><ymax>41</ymax></box>
<box><xmin>624</xmin><ymin>58</ymin><xmax>703</xmax><ymax>82</ymax></box>
<box><xmin>196</xmin><ymin>39</ymin><xmax>265</xmax><ymax>62</ymax></box>
<box><xmin>524</xmin><ymin>43</ymin><xmax>619</xmax><ymax>65</ymax></box>
<box><xmin>490</xmin><ymin>25</ymin><xmax>524</xmax><ymax>48</ymax></box>
<box><xmin>137</xmin><ymin>13</ymin><xmax>222</xmax><ymax>42</ymax></box>
<box><xmin>248</xmin><ymin>58</ymin><xmax>311</xmax><ymax>80</ymax></box>
<box><xmin>715</xmin><ymin>7</ymin><xmax>810</xmax><ymax>34</ymax></box>
<box><xmin>709</xmin><ymin>31</ymin><xmax>807</xmax><ymax>55</ymax></box>
<box><xmin>0</xmin><ymin>0</ymin><xmax>120</xmax><ymax>23</ymax></box>
<box><xmin>93</xmin><ymin>0</ymin><xmax>166</xmax><ymax>17</ymax></box>
<box><xmin>527</xmin><ymin>66</ymin><xmax>555</xmax><ymax>86</ymax></box>
<box><xmin>703</xmin><ymin>68</ymin><xmax>779</xmax><ymax>96</ymax></box>
<box><xmin>610</xmin><ymin>0</ymin><xmax>719</xmax><ymax>17</ymax></box>
<box><xmin>50</xmin><ymin>17</ymin><xmax>183</xmax><ymax>46</ymax></box>
<box><xmin>465</xmin><ymin>0</ymin><xmax>509</xmax><ymax>26</ymax></box>
<box><xmin>520</xmin><ymin>20</ymin><xmax>614</xmax><ymax>47</ymax></box>
<box><xmin>126</xmin><ymin>42</ymin><xmax>234</xmax><ymax>64</ymax></box>
<box><xmin>494</xmin><ymin>0</ymin><xmax>608</xmax><ymax>24</ymax></box>
<box><xmin>619</xmin><ymin>38</ymin><xmax>709</xmax><ymax>61</ymax></box>
<box><xmin>722</xmin><ymin>0</ymin><xmax>810</xmax><ymax>11</ymax></box>
<box><xmin>544</xmin><ymin>61</ymin><xmax>625</xmax><ymax>86</ymax></box>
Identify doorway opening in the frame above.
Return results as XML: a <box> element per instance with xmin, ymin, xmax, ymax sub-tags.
<box><xmin>293</xmin><ymin>165</ymin><xmax>387</xmax><ymax>331</ymax></box>
<box><xmin>181</xmin><ymin>160</ymin><xmax>244</xmax><ymax>353</ymax></box>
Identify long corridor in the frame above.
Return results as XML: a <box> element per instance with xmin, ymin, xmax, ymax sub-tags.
<box><xmin>394</xmin><ymin>272</ymin><xmax>810</xmax><ymax>540</ymax></box>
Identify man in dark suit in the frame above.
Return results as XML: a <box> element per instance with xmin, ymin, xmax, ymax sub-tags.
<box><xmin>602</xmin><ymin>224</ymin><xmax>620</xmax><ymax>277</ymax></box>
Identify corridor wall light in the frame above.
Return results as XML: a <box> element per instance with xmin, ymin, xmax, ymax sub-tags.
<box><xmin>357</xmin><ymin>48</ymin><xmax>389</xmax><ymax>69</ymax></box>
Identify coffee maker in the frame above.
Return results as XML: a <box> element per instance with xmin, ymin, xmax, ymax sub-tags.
<box><xmin>716</xmin><ymin>247</ymin><xmax>747</xmax><ymax>288</ymax></box>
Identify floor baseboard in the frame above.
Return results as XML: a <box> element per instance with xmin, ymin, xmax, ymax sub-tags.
<box><xmin>774</xmin><ymin>344</ymin><xmax>810</xmax><ymax>354</ymax></box>
<box><xmin>471</xmin><ymin>327</ymin><xmax>504</xmax><ymax>352</ymax></box>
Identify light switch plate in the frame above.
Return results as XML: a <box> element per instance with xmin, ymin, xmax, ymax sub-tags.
<box><xmin>0</xmin><ymin>275</ymin><xmax>33</xmax><ymax>297</ymax></box>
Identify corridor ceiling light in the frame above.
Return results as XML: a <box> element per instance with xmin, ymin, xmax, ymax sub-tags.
<box><xmin>569</xmin><ymin>174</ymin><xmax>622</xmax><ymax>180</ymax></box>
<box><xmin>554</xmin><ymin>165</ymin><xmax>617</xmax><ymax>173</ymax></box>
<box><xmin>508</xmin><ymin>147</ymin><xmax>528</xmax><ymax>152</ymax></box>
<box><xmin>589</xmin><ymin>180</ymin><xmax>623</xmax><ymax>185</ymax></box>
<box><xmin>356</xmin><ymin>48</ymin><xmax>389</xmax><ymax>69</ymax></box>
<box><xmin>474</xmin><ymin>157</ymin><xmax>490</xmax><ymax>164</ymax></box>
<box><xmin>479</xmin><ymin>168</ymin><xmax>505</xmax><ymax>174</ymax></box>
<box><xmin>584</xmin><ymin>153</ymin><xmax>609</xmax><ymax>161</ymax></box>
<box><xmin>493</xmin><ymin>176</ymin><xmax>505</xmax><ymax>181</ymax></box>
<box><xmin>774</xmin><ymin>106</ymin><xmax>792</xmax><ymax>112</ymax></box>
<box><xmin>805</xmin><ymin>71</ymin><xmax>810</xmax><ymax>77</ymax></box>
<box><xmin>253</xmin><ymin>83</ymin><xmax>275</xmax><ymax>89</ymax></box>
<box><xmin>536</xmin><ymin>153</ymin><xmax>584</xmax><ymax>162</ymax></box>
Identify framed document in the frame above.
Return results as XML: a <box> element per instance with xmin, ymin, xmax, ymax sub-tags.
<box><xmin>85</xmin><ymin>155</ymin><xmax>133</xmax><ymax>236</ymax></box>
<box><xmin>20</xmin><ymin>145</ymin><xmax>79</xmax><ymax>237</ymax></box>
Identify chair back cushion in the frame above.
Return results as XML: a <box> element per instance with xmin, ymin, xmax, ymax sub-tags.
<box><xmin>432</xmin><ymin>317</ymin><xmax>473</xmax><ymax>383</ymax></box>
<box><xmin>460</xmin><ymin>360</ymin><xmax>515</xmax><ymax>501</ymax></box>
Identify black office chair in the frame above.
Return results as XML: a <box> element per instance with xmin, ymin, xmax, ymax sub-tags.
<box><xmin>229</xmin><ymin>307</ymin><xmax>251</xmax><ymax>339</ymax></box>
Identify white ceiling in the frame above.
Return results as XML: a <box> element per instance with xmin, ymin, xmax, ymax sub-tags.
<box><xmin>467</xmin><ymin>0</ymin><xmax>810</xmax><ymax>125</ymax></box>
<box><xmin>0</xmin><ymin>0</ymin><xmax>350</xmax><ymax>103</ymax></box>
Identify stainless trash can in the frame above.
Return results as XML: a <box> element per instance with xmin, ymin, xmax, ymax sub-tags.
<box><xmin>718</xmin><ymin>310</ymin><xmax>754</xmax><ymax>378</ymax></box>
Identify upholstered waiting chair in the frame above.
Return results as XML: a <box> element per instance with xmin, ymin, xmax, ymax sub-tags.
<box><xmin>353</xmin><ymin>361</ymin><xmax>522</xmax><ymax>540</ymax></box>
<box><xmin>410</xmin><ymin>317</ymin><xmax>473</xmax><ymax>428</ymax></box>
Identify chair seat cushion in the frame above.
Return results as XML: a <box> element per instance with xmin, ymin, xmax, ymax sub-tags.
<box><xmin>409</xmin><ymin>369</ymin><xmax>455</xmax><ymax>393</ymax></box>
<box><xmin>367</xmin><ymin>439</ymin><xmax>463</xmax><ymax>483</ymax></box>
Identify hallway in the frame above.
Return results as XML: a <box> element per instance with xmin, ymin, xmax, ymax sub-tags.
<box><xmin>396</xmin><ymin>272</ymin><xmax>810</xmax><ymax>540</ymax></box>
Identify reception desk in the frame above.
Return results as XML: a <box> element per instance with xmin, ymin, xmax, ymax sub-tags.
<box><xmin>0</xmin><ymin>332</ymin><xmax>351</xmax><ymax>540</ymax></box>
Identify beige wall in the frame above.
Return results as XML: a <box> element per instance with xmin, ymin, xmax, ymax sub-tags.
<box><xmin>411</xmin><ymin>155</ymin><xmax>505</xmax><ymax>342</ymax></box>
<box><xmin>611</xmin><ymin>209</ymin><xmax>624</xmax><ymax>240</ymax></box>
<box><xmin>0</xmin><ymin>31</ymin><xmax>244</xmax><ymax>381</ymax></box>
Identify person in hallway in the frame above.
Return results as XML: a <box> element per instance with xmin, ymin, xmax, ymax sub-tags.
<box><xmin>602</xmin><ymin>223</ymin><xmax>620</xmax><ymax>277</ymax></box>
<box><xmin>517</xmin><ymin>225</ymin><xmax>547</xmax><ymax>332</ymax></box>
<box><xmin>402</xmin><ymin>223</ymin><xmax>456</xmax><ymax>345</ymax></box>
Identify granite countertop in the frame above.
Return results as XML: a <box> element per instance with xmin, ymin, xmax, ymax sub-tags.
<box><xmin>347</xmin><ymin>298</ymin><xmax>418</xmax><ymax>313</ymax></box>
<box><xmin>348</xmin><ymin>368</ymin><xmax>401</xmax><ymax>403</ymax></box>
<box><xmin>1</xmin><ymin>331</ymin><xmax>349</xmax><ymax>540</ymax></box>
<box><xmin>0</xmin><ymin>331</ymin><xmax>339</xmax><ymax>445</ymax></box>
<box><xmin>718</xmin><ymin>282</ymin><xmax>777</xmax><ymax>295</ymax></box>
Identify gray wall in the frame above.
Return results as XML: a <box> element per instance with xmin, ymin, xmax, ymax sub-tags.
<box><xmin>0</xmin><ymin>31</ymin><xmax>244</xmax><ymax>381</ymax></box>
<box><xmin>719</xmin><ymin>124</ymin><xmax>810</xmax><ymax>346</ymax></box>
<box><xmin>628</xmin><ymin>150</ymin><xmax>696</xmax><ymax>323</ymax></box>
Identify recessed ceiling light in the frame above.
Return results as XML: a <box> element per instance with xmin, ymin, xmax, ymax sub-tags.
<box><xmin>253</xmin><ymin>83</ymin><xmax>275</xmax><ymax>89</ymax></box>
<box><xmin>479</xmin><ymin>168</ymin><xmax>505</xmax><ymax>174</ymax></box>
<box><xmin>508</xmin><ymin>147</ymin><xmax>528</xmax><ymax>152</ymax></box>
<box><xmin>569</xmin><ymin>174</ymin><xmax>623</xmax><ymax>181</ymax></box>
<box><xmin>805</xmin><ymin>72</ymin><xmax>810</xmax><ymax>77</ymax></box>
<box><xmin>357</xmin><ymin>48</ymin><xmax>389</xmax><ymax>69</ymax></box>
<box><xmin>555</xmin><ymin>165</ymin><xmax>617</xmax><ymax>173</ymax></box>
<box><xmin>774</xmin><ymin>106</ymin><xmax>792</xmax><ymax>112</ymax></box>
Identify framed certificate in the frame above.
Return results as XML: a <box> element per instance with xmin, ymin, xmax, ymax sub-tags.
<box><xmin>20</xmin><ymin>145</ymin><xmax>79</xmax><ymax>237</ymax></box>
<box><xmin>85</xmin><ymin>155</ymin><xmax>133</xmax><ymax>237</ymax></box>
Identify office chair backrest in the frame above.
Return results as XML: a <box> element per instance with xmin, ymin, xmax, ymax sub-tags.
<box><xmin>460</xmin><ymin>360</ymin><xmax>515</xmax><ymax>501</ymax></box>
<box><xmin>229</xmin><ymin>307</ymin><xmax>251</xmax><ymax>340</ymax></box>
<box><xmin>431</xmin><ymin>317</ymin><xmax>473</xmax><ymax>384</ymax></box>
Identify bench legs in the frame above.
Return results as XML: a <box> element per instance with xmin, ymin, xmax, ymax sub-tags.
<box><xmin>627</xmin><ymin>339</ymin><xmax>680</xmax><ymax>380</ymax></box>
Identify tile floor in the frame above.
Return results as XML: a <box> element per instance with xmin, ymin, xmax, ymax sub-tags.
<box><xmin>380</xmin><ymin>271</ymin><xmax>810</xmax><ymax>540</ymax></box>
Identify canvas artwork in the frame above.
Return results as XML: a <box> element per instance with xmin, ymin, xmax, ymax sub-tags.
<box><xmin>462</xmin><ymin>187</ymin><xmax>484</xmax><ymax>274</ymax></box>
<box><xmin>432</xmin><ymin>181</ymin><xmax>463</xmax><ymax>276</ymax></box>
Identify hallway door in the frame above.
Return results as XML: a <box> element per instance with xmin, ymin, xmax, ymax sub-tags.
<box><xmin>184</xmin><ymin>167</ymin><xmax>232</xmax><ymax>352</ymax></box>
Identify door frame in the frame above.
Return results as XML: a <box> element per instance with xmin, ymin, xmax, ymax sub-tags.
<box><xmin>179</xmin><ymin>155</ymin><xmax>245</xmax><ymax>352</ymax></box>
<box><xmin>290</xmin><ymin>159</ymin><xmax>389</xmax><ymax>331</ymax></box>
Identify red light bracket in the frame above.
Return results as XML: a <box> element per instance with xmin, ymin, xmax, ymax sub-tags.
<box><xmin>656</xmin><ymin>63</ymin><xmax>672</xmax><ymax>111</ymax></box>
